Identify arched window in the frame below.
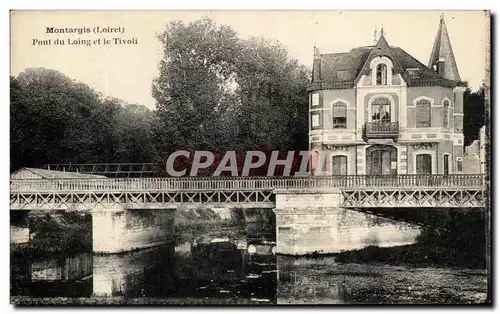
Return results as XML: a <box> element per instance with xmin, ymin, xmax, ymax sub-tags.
<box><xmin>376</xmin><ymin>64</ymin><xmax>387</xmax><ymax>85</ymax></box>
<box><xmin>332</xmin><ymin>155</ymin><xmax>347</xmax><ymax>175</ymax></box>
<box><xmin>416</xmin><ymin>154</ymin><xmax>432</xmax><ymax>174</ymax></box>
<box><xmin>371</xmin><ymin>98</ymin><xmax>391</xmax><ymax>123</ymax></box>
<box><xmin>416</xmin><ymin>99</ymin><xmax>431</xmax><ymax>127</ymax></box>
<box><xmin>443</xmin><ymin>100</ymin><xmax>450</xmax><ymax>128</ymax></box>
<box><xmin>332</xmin><ymin>102</ymin><xmax>347</xmax><ymax>128</ymax></box>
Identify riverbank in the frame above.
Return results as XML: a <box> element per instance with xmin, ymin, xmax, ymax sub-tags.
<box><xmin>173</xmin><ymin>208</ymin><xmax>247</xmax><ymax>244</ymax></box>
<box><xmin>11</xmin><ymin>212</ymin><xmax>92</xmax><ymax>258</ymax></box>
<box><xmin>277</xmin><ymin>256</ymin><xmax>488</xmax><ymax>304</ymax></box>
<box><xmin>277</xmin><ymin>223</ymin><xmax>489</xmax><ymax>304</ymax></box>
<box><xmin>335</xmin><ymin>242</ymin><xmax>486</xmax><ymax>269</ymax></box>
<box><xmin>10</xmin><ymin>296</ymin><xmax>273</xmax><ymax>306</ymax></box>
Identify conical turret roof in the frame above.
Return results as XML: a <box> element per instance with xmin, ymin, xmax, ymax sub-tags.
<box><xmin>428</xmin><ymin>15</ymin><xmax>461</xmax><ymax>81</ymax></box>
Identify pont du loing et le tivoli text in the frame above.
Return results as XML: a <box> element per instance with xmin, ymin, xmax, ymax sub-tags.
<box><xmin>32</xmin><ymin>26</ymin><xmax>138</xmax><ymax>47</ymax></box>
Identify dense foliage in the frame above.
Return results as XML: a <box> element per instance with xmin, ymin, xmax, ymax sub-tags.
<box><xmin>151</xmin><ymin>18</ymin><xmax>310</xmax><ymax>172</ymax></box>
<box><xmin>10</xmin><ymin>69</ymin><xmax>156</xmax><ymax>172</ymax></box>
<box><xmin>463</xmin><ymin>87</ymin><xmax>486</xmax><ymax>146</ymax></box>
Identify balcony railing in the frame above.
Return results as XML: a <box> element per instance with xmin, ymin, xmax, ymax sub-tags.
<box><xmin>363</xmin><ymin>121</ymin><xmax>399</xmax><ymax>140</ymax></box>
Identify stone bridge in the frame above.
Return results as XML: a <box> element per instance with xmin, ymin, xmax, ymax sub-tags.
<box><xmin>10</xmin><ymin>174</ymin><xmax>487</xmax><ymax>255</ymax></box>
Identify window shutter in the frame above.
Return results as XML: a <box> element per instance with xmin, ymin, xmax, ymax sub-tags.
<box><xmin>332</xmin><ymin>103</ymin><xmax>347</xmax><ymax>117</ymax></box>
<box><xmin>443</xmin><ymin>100</ymin><xmax>450</xmax><ymax>128</ymax></box>
<box><xmin>416</xmin><ymin>100</ymin><xmax>431</xmax><ymax>127</ymax></box>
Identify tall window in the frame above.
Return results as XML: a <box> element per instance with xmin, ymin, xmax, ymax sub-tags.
<box><xmin>443</xmin><ymin>100</ymin><xmax>450</xmax><ymax>128</ymax></box>
<box><xmin>371</xmin><ymin>98</ymin><xmax>391</xmax><ymax>123</ymax></box>
<box><xmin>311</xmin><ymin>93</ymin><xmax>319</xmax><ymax>107</ymax></box>
<box><xmin>416</xmin><ymin>99</ymin><xmax>431</xmax><ymax>127</ymax></box>
<box><xmin>416</xmin><ymin>154</ymin><xmax>432</xmax><ymax>174</ymax></box>
<box><xmin>376</xmin><ymin>64</ymin><xmax>387</xmax><ymax>85</ymax></box>
<box><xmin>443</xmin><ymin>154</ymin><xmax>450</xmax><ymax>175</ymax></box>
<box><xmin>457</xmin><ymin>158</ymin><xmax>463</xmax><ymax>172</ymax></box>
<box><xmin>332</xmin><ymin>155</ymin><xmax>347</xmax><ymax>175</ymax></box>
<box><xmin>311</xmin><ymin>113</ymin><xmax>320</xmax><ymax>128</ymax></box>
<box><xmin>332</xmin><ymin>102</ymin><xmax>347</xmax><ymax>128</ymax></box>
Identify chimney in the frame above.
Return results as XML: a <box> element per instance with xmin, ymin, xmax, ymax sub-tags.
<box><xmin>313</xmin><ymin>46</ymin><xmax>321</xmax><ymax>82</ymax></box>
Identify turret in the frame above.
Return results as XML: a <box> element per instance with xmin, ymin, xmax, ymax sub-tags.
<box><xmin>428</xmin><ymin>15</ymin><xmax>461</xmax><ymax>81</ymax></box>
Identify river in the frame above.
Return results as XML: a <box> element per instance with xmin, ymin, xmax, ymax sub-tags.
<box><xmin>277</xmin><ymin>255</ymin><xmax>488</xmax><ymax>304</ymax></box>
<box><xmin>10</xmin><ymin>220</ymin><xmax>277</xmax><ymax>305</ymax></box>
<box><xmin>10</xmin><ymin>211</ymin><xmax>488</xmax><ymax>305</ymax></box>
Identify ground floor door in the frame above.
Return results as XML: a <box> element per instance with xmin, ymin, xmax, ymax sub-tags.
<box><xmin>331</xmin><ymin>155</ymin><xmax>347</xmax><ymax>175</ymax></box>
<box><xmin>366</xmin><ymin>145</ymin><xmax>396</xmax><ymax>175</ymax></box>
<box><xmin>443</xmin><ymin>154</ymin><xmax>450</xmax><ymax>175</ymax></box>
<box><xmin>416</xmin><ymin>154</ymin><xmax>432</xmax><ymax>174</ymax></box>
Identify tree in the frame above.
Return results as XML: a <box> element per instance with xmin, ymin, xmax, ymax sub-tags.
<box><xmin>10</xmin><ymin>68</ymin><xmax>107</xmax><ymax>170</ymax></box>
<box><xmin>152</xmin><ymin>18</ymin><xmax>241</xmax><ymax>155</ymax></box>
<box><xmin>10</xmin><ymin>68</ymin><xmax>157</xmax><ymax>171</ymax></box>
<box><xmin>234</xmin><ymin>37</ymin><xmax>310</xmax><ymax>151</ymax></box>
<box><xmin>113</xmin><ymin>103</ymin><xmax>157</xmax><ymax>162</ymax></box>
<box><xmin>152</xmin><ymin>18</ymin><xmax>310</xmax><ymax>176</ymax></box>
<box><xmin>463</xmin><ymin>87</ymin><xmax>485</xmax><ymax>146</ymax></box>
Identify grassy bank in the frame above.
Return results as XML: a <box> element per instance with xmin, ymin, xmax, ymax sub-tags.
<box><xmin>172</xmin><ymin>208</ymin><xmax>247</xmax><ymax>244</ymax></box>
<box><xmin>11</xmin><ymin>212</ymin><xmax>92</xmax><ymax>259</ymax></box>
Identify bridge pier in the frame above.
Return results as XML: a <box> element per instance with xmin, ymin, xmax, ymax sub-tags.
<box><xmin>274</xmin><ymin>189</ymin><xmax>422</xmax><ymax>255</ymax></box>
<box><xmin>92</xmin><ymin>206</ymin><xmax>175</xmax><ymax>254</ymax></box>
<box><xmin>10</xmin><ymin>210</ymin><xmax>30</xmax><ymax>244</ymax></box>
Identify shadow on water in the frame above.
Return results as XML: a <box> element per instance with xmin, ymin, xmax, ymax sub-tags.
<box><xmin>11</xmin><ymin>208</ymin><xmax>277</xmax><ymax>304</ymax></box>
<box><xmin>11</xmin><ymin>253</ymin><xmax>94</xmax><ymax>297</ymax></box>
<box><xmin>335</xmin><ymin>213</ymin><xmax>488</xmax><ymax>269</ymax></box>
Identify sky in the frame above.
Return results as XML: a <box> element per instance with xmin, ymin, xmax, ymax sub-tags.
<box><xmin>10</xmin><ymin>10</ymin><xmax>488</xmax><ymax>109</ymax></box>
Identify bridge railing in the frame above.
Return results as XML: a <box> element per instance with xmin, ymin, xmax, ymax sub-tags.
<box><xmin>10</xmin><ymin>174</ymin><xmax>485</xmax><ymax>193</ymax></box>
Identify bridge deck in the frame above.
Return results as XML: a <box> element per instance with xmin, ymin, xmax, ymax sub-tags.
<box><xmin>10</xmin><ymin>174</ymin><xmax>485</xmax><ymax>192</ymax></box>
<box><xmin>10</xmin><ymin>175</ymin><xmax>486</xmax><ymax>210</ymax></box>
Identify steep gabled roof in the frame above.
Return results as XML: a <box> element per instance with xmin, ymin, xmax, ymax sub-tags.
<box><xmin>390</xmin><ymin>47</ymin><xmax>458</xmax><ymax>86</ymax></box>
<box><xmin>318</xmin><ymin>47</ymin><xmax>372</xmax><ymax>82</ymax></box>
<box><xmin>356</xmin><ymin>33</ymin><xmax>405</xmax><ymax>80</ymax></box>
<box><xmin>308</xmin><ymin>24</ymin><xmax>465</xmax><ymax>92</ymax></box>
<box><xmin>428</xmin><ymin>15</ymin><xmax>461</xmax><ymax>81</ymax></box>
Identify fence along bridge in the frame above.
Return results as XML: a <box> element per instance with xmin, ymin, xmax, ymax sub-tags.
<box><xmin>10</xmin><ymin>174</ymin><xmax>486</xmax><ymax>211</ymax></box>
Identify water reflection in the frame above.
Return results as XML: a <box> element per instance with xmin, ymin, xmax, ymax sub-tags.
<box><xmin>92</xmin><ymin>240</ymin><xmax>276</xmax><ymax>302</ymax></box>
<box><xmin>11</xmin><ymin>253</ymin><xmax>93</xmax><ymax>297</ymax></box>
<box><xmin>31</xmin><ymin>253</ymin><xmax>93</xmax><ymax>282</ymax></box>
<box><xmin>11</xmin><ymin>222</ymin><xmax>277</xmax><ymax>304</ymax></box>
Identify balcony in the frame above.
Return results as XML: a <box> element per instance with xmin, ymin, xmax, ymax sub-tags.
<box><xmin>363</xmin><ymin>122</ymin><xmax>399</xmax><ymax>140</ymax></box>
